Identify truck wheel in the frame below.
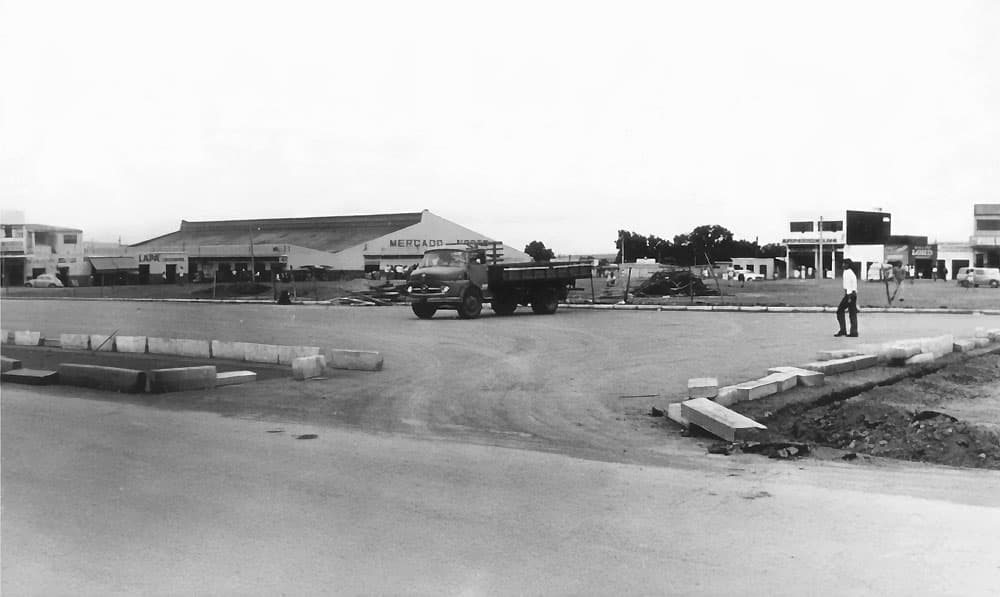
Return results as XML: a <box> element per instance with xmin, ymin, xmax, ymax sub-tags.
<box><xmin>457</xmin><ymin>292</ymin><xmax>482</xmax><ymax>319</ymax></box>
<box><xmin>531</xmin><ymin>290</ymin><xmax>559</xmax><ymax>315</ymax></box>
<box><xmin>491</xmin><ymin>294</ymin><xmax>517</xmax><ymax>316</ymax></box>
<box><xmin>412</xmin><ymin>302</ymin><xmax>437</xmax><ymax>319</ymax></box>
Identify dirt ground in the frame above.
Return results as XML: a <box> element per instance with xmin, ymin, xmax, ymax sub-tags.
<box><xmin>737</xmin><ymin>351</ymin><xmax>1000</xmax><ymax>469</ymax></box>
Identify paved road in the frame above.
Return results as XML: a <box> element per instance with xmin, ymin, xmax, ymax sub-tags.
<box><xmin>2</xmin><ymin>299</ymin><xmax>996</xmax><ymax>462</ymax></box>
<box><xmin>3</xmin><ymin>387</ymin><xmax>999</xmax><ymax>596</ymax></box>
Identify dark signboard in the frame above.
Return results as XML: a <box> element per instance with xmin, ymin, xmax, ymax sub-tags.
<box><xmin>846</xmin><ymin>210</ymin><xmax>891</xmax><ymax>245</ymax></box>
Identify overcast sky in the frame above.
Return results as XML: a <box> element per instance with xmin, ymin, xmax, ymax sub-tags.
<box><xmin>1</xmin><ymin>0</ymin><xmax>997</xmax><ymax>254</ymax></box>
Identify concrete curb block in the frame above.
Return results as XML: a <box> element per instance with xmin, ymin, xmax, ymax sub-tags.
<box><xmin>687</xmin><ymin>377</ymin><xmax>719</xmax><ymax>399</ymax></box>
<box><xmin>89</xmin><ymin>334</ymin><xmax>115</xmax><ymax>352</ymax></box>
<box><xmin>59</xmin><ymin>333</ymin><xmax>91</xmax><ymax>350</ymax></box>
<box><xmin>211</xmin><ymin>340</ymin><xmax>250</xmax><ymax>361</ymax></box>
<box><xmin>57</xmin><ymin>364</ymin><xmax>146</xmax><ymax>393</ymax></box>
<box><xmin>292</xmin><ymin>355</ymin><xmax>327</xmax><ymax>380</ymax></box>
<box><xmin>1</xmin><ymin>356</ymin><xmax>22</xmax><ymax>372</ymax></box>
<box><xmin>13</xmin><ymin>331</ymin><xmax>43</xmax><ymax>346</ymax></box>
<box><xmin>666</xmin><ymin>403</ymin><xmax>689</xmax><ymax>428</ymax></box>
<box><xmin>0</xmin><ymin>329</ymin><xmax>8</xmax><ymax>344</ymax></box>
<box><xmin>324</xmin><ymin>349</ymin><xmax>384</xmax><ymax>371</ymax></box>
<box><xmin>243</xmin><ymin>342</ymin><xmax>280</xmax><ymax>364</ymax></box>
<box><xmin>148</xmin><ymin>337</ymin><xmax>212</xmax><ymax>359</ymax></box>
<box><xmin>216</xmin><ymin>371</ymin><xmax>257</xmax><ymax>386</ymax></box>
<box><xmin>148</xmin><ymin>366</ymin><xmax>217</xmax><ymax>393</ymax></box>
<box><xmin>277</xmin><ymin>345</ymin><xmax>322</xmax><ymax>366</ymax></box>
<box><xmin>681</xmin><ymin>397</ymin><xmax>766</xmax><ymax>443</ymax></box>
<box><xmin>115</xmin><ymin>336</ymin><xmax>148</xmax><ymax>353</ymax></box>
<box><xmin>1</xmin><ymin>368</ymin><xmax>57</xmax><ymax>385</ymax></box>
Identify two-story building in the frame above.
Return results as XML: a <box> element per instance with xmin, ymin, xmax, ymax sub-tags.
<box><xmin>1</xmin><ymin>211</ymin><xmax>88</xmax><ymax>286</ymax></box>
<box><xmin>972</xmin><ymin>204</ymin><xmax>1000</xmax><ymax>268</ymax></box>
<box><xmin>782</xmin><ymin>209</ymin><xmax>891</xmax><ymax>279</ymax></box>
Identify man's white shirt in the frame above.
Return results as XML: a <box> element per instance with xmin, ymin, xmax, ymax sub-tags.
<box><xmin>843</xmin><ymin>268</ymin><xmax>858</xmax><ymax>294</ymax></box>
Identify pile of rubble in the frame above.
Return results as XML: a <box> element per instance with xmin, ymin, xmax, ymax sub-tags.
<box><xmin>634</xmin><ymin>271</ymin><xmax>719</xmax><ymax>297</ymax></box>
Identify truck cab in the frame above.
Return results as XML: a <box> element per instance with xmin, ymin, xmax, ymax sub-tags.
<box><xmin>407</xmin><ymin>248</ymin><xmax>489</xmax><ymax>319</ymax></box>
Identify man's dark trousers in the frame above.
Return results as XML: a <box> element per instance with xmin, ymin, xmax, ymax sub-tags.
<box><xmin>836</xmin><ymin>292</ymin><xmax>858</xmax><ymax>336</ymax></box>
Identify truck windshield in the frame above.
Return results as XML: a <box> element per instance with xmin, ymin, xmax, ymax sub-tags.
<box><xmin>419</xmin><ymin>250</ymin><xmax>467</xmax><ymax>268</ymax></box>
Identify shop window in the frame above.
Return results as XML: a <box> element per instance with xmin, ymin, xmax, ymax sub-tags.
<box><xmin>976</xmin><ymin>219</ymin><xmax>1000</xmax><ymax>231</ymax></box>
<box><xmin>820</xmin><ymin>220</ymin><xmax>843</xmax><ymax>232</ymax></box>
<box><xmin>790</xmin><ymin>221</ymin><xmax>813</xmax><ymax>233</ymax></box>
<box><xmin>64</xmin><ymin>233</ymin><xmax>78</xmax><ymax>244</ymax></box>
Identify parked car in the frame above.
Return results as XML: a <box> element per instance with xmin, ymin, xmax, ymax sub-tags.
<box><xmin>24</xmin><ymin>273</ymin><xmax>64</xmax><ymax>288</ymax></box>
<box><xmin>957</xmin><ymin>267</ymin><xmax>1000</xmax><ymax>288</ymax></box>
<box><xmin>731</xmin><ymin>268</ymin><xmax>764</xmax><ymax>282</ymax></box>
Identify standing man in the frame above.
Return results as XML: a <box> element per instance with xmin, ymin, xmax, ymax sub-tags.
<box><xmin>835</xmin><ymin>258</ymin><xmax>859</xmax><ymax>337</ymax></box>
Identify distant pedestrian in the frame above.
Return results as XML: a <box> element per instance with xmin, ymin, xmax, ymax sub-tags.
<box><xmin>835</xmin><ymin>258</ymin><xmax>859</xmax><ymax>338</ymax></box>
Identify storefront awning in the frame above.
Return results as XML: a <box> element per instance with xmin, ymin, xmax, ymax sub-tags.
<box><xmin>89</xmin><ymin>256</ymin><xmax>139</xmax><ymax>273</ymax></box>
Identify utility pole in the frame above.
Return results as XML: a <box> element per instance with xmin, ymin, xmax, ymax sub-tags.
<box><xmin>817</xmin><ymin>216</ymin><xmax>824</xmax><ymax>280</ymax></box>
<box><xmin>249</xmin><ymin>224</ymin><xmax>256</xmax><ymax>281</ymax></box>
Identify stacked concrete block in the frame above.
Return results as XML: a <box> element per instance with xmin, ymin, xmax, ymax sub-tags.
<box><xmin>816</xmin><ymin>349</ymin><xmax>863</xmax><ymax>361</ymax></box>
<box><xmin>147</xmin><ymin>338</ymin><xmax>212</xmax><ymax>359</ymax></box>
<box><xmin>324</xmin><ymin>349</ymin><xmax>384</xmax><ymax>371</ymax></box>
<box><xmin>277</xmin><ymin>345</ymin><xmax>322</xmax><ymax>366</ymax></box>
<box><xmin>89</xmin><ymin>334</ymin><xmax>116</xmax><ymax>352</ymax></box>
<box><xmin>292</xmin><ymin>355</ymin><xmax>327</xmax><ymax>380</ymax></box>
<box><xmin>758</xmin><ymin>370</ymin><xmax>798</xmax><ymax>392</ymax></box>
<box><xmin>59</xmin><ymin>333</ymin><xmax>91</xmax><ymax>350</ymax></box>
<box><xmin>733</xmin><ymin>378</ymin><xmax>780</xmax><ymax>402</ymax></box>
<box><xmin>798</xmin><ymin>354</ymin><xmax>877</xmax><ymax>375</ymax></box>
<box><xmin>58</xmin><ymin>364</ymin><xmax>146</xmax><ymax>393</ymax></box>
<box><xmin>953</xmin><ymin>339</ymin><xmax>977</xmax><ymax>353</ymax></box>
<box><xmin>767</xmin><ymin>366</ymin><xmax>825</xmax><ymax>387</ymax></box>
<box><xmin>148</xmin><ymin>366</ymin><xmax>217</xmax><ymax>393</ymax></box>
<box><xmin>666</xmin><ymin>403</ymin><xmax>689</xmax><ymax>428</ymax></box>
<box><xmin>243</xmin><ymin>342</ymin><xmax>280</xmax><ymax>364</ymax></box>
<box><xmin>687</xmin><ymin>377</ymin><xmax>719</xmax><ymax>399</ymax></box>
<box><xmin>714</xmin><ymin>385</ymin><xmax>741</xmax><ymax>407</ymax></box>
<box><xmin>680</xmin><ymin>398</ymin><xmax>766</xmax><ymax>443</ymax></box>
<box><xmin>905</xmin><ymin>353</ymin><xmax>936</xmax><ymax>366</ymax></box>
<box><xmin>13</xmin><ymin>331</ymin><xmax>42</xmax><ymax>346</ymax></box>
<box><xmin>115</xmin><ymin>336</ymin><xmax>148</xmax><ymax>353</ymax></box>
<box><xmin>211</xmin><ymin>340</ymin><xmax>249</xmax><ymax>361</ymax></box>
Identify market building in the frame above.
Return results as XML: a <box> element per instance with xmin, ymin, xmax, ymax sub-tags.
<box><xmin>128</xmin><ymin>210</ymin><xmax>531</xmax><ymax>282</ymax></box>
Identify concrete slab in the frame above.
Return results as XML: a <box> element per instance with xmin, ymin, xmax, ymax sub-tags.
<box><xmin>767</xmin><ymin>366</ymin><xmax>825</xmax><ymax>387</ymax></box>
<box><xmin>974</xmin><ymin>327</ymin><xmax>988</xmax><ymax>338</ymax></box>
<box><xmin>758</xmin><ymin>370</ymin><xmax>798</xmax><ymax>392</ymax></box>
<box><xmin>734</xmin><ymin>378</ymin><xmax>779</xmax><ymax>402</ymax></box>
<box><xmin>115</xmin><ymin>336</ymin><xmax>148</xmax><ymax>354</ymax></box>
<box><xmin>89</xmin><ymin>334</ymin><xmax>116</xmax><ymax>352</ymax></box>
<box><xmin>148</xmin><ymin>337</ymin><xmax>212</xmax><ymax>359</ymax></box>
<box><xmin>277</xmin><ymin>345</ymin><xmax>322</xmax><ymax>366</ymax></box>
<box><xmin>687</xmin><ymin>377</ymin><xmax>719</xmax><ymax>399</ymax></box>
<box><xmin>1</xmin><ymin>368</ymin><xmax>57</xmax><ymax>385</ymax></box>
<box><xmin>148</xmin><ymin>366</ymin><xmax>217</xmax><ymax>393</ymax></box>
<box><xmin>974</xmin><ymin>337</ymin><xmax>991</xmax><ymax>348</ymax></box>
<box><xmin>324</xmin><ymin>349</ymin><xmax>383</xmax><ymax>371</ymax></box>
<box><xmin>60</xmin><ymin>333</ymin><xmax>91</xmax><ymax>350</ymax></box>
<box><xmin>906</xmin><ymin>353</ymin><xmax>936</xmax><ymax>366</ymax></box>
<box><xmin>211</xmin><ymin>340</ymin><xmax>248</xmax><ymax>361</ymax></box>
<box><xmin>799</xmin><ymin>354</ymin><xmax>878</xmax><ymax>375</ymax></box>
<box><xmin>666</xmin><ymin>403</ymin><xmax>689</xmax><ymax>427</ymax></box>
<box><xmin>680</xmin><ymin>397</ymin><xmax>766</xmax><ymax>443</ymax></box>
<box><xmin>715</xmin><ymin>385</ymin><xmax>741</xmax><ymax>407</ymax></box>
<box><xmin>885</xmin><ymin>342</ymin><xmax>921</xmax><ymax>361</ymax></box>
<box><xmin>13</xmin><ymin>331</ymin><xmax>42</xmax><ymax>346</ymax></box>
<box><xmin>953</xmin><ymin>339</ymin><xmax>977</xmax><ymax>353</ymax></box>
<box><xmin>216</xmin><ymin>370</ymin><xmax>257</xmax><ymax>387</ymax></box>
<box><xmin>292</xmin><ymin>355</ymin><xmax>327</xmax><ymax>380</ymax></box>
<box><xmin>738</xmin><ymin>306</ymin><xmax>767</xmax><ymax>312</ymax></box>
<box><xmin>57</xmin><ymin>364</ymin><xmax>146</xmax><ymax>393</ymax></box>
<box><xmin>243</xmin><ymin>342</ymin><xmax>280</xmax><ymax>364</ymax></box>
<box><xmin>989</xmin><ymin>329</ymin><xmax>1000</xmax><ymax>341</ymax></box>
<box><xmin>1</xmin><ymin>356</ymin><xmax>22</xmax><ymax>372</ymax></box>
<box><xmin>816</xmin><ymin>349</ymin><xmax>863</xmax><ymax>361</ymax></box>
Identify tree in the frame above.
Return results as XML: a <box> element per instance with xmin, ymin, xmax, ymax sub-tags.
<box><xmin>524</xmin><ymin>240</ymin><xmax>555</xmax><ymax>262</ymax></box>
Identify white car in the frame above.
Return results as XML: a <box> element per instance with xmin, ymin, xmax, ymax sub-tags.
<box><xmin>731</xmin><ymin>268</ymin><xmax>764</xmax><ymax>282</ymax></box>
<box><xmin>24</xmin><ymin>273</ymin><xmax>64</xmax><ymax>288</ymax></box>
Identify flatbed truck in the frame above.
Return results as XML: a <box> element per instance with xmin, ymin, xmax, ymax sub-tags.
<box><xmin>406</xmin><ymin>244</ymin><xmax>592</xmax><ymax>319</ymax></box>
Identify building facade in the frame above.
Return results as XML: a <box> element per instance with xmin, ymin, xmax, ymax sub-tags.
<box><xmin>1</xmin><ymin>210</ymin><xmax>89</xmax><ymax>286</ymax></box>
<box><xmin>972</xmin><ymin>204</ymin><xmax>1000</xmax><ymax>267</ymax></box>
<box><xmin>782</xmin><ymin>209</ymin><xmax>891</xmax><ymax>279</ymax></box>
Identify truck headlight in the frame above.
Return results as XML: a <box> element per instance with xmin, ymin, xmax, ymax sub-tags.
<box><xmin>406</xmin><ymin>286</ymin><xmax>413</xmax><ymax>293</ymax></box>
<box><xmin>441</xmin><ymin>285</ymin><xmax>450</xmax><ymax>293</ymax></box>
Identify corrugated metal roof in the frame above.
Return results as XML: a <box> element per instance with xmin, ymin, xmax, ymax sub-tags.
<box><xmin>130</xmin><ymin>212</ymin><xmax>424</xmax><ymax>253</ymax></box>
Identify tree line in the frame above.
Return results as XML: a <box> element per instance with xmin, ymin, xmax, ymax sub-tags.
<box><xmin>615</xmin><ymin>225</ymin><xmax>785</xmax><ymax>266</ymax></box>
<box><xmin>523</xmin><ymin>225</ymin><xmax>785</xmax><ymax>264</ymax></box>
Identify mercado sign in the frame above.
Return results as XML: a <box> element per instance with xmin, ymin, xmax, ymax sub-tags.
<box><xmin>387</xmin><ymin>238</ymin><xmax>494</xmax><ymax>249</ymax></box>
